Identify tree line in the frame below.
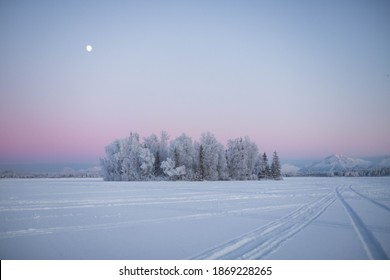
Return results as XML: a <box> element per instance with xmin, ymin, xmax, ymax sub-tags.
<box><xmin>100</xmin><ymin>131</ymin><xmax>282</xmax><ymax>181</ymax></box>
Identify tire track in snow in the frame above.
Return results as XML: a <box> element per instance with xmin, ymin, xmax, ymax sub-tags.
<box><xmin>336</xmin><ymin>186</ymin><xmax>388</xmax><ymax>260</ymax></box>
<box><xmin>349</xmin><ymin>186</ymin><xmax>390</xmax><ymax>212</ymax></box>
<box><xmin>191</xmin><ymin>192</ymin><xmax>336</xmax><ymax>260</ymax></box>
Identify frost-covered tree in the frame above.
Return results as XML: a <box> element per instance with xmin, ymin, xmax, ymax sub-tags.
<box><xmin>259</xmin><ymin>152</ymin><xmax>271</xmax><ymax>179</ymax></box>
<box><xmin>226</xmin><ymin>137</ymin><xmax>259</xmax><ymax>180</ymax></box>
<box><xmin>243</xmin><ymin>136</ymin><xmax>259</xmax><ymax>179</ymax></box>
<box><xmin>173</xmin><ymin>148</ymin><xmax>180</xmax><ymax>168</ymax></box>
<box><xmin>120</xmin><ymin>133</ymin><xmax>141</xmax><ymax>181</ymax></box>
<box><xmin>100</xmin><ymin>133</ymin><xmax>141</xmax><ymax>181</ymax></box>
<box><xmin>101</xmin><ymin>130</ymin><xmax>281</xmax><ymax>182</ymax></box>
<box><xmin>160</xmin><ymin>158</ymin><xmax>175</xmax><ymax>178</ymax></box>
<box><xmin>198</xmin><ymin>144</ymin><xmax>205</xmax><ymax>180</ymax></box>
<box><xmin>227</xmin><ymin>137</ymin><xmax>247</xmax><ymax>180</ymax></box>
<box><xmin>143</xmin><ymin>132</ymin><xmax>169</xmax><ymax>178</ymax></box>
<box><xmin>170</xmin><ymin>134</ymin><xmax>195</xmax><ymax>179</ymax></box>
<box><xmin>199</xmin><ymin>132</ymin><xmax>220</xmax><ymax>180</ymax></box>
<box><xmin>254</xmin><ymin>154</ymin><xmax>262</xmax><ymax>178</ymax></box>
<box><xmin>100</xmin><ymin>140</ymin><xmax>122</xmax><ymax>181</ymax></box>
<box><xmin>154</xmin><ymin>150</ymin><xmax>163</xmax><ymax>177</ymax></box>
<box><xmin>159</xmin><ymin>131</ymin><xmax>169</xmax><ymax>162</ymax></box>
<box><xmin>271</xmin><ymin>151</ymin><xmax>282</xmax><ymax>180</ymax></box>
<box><xmin>139</xmin><ymin>147</ymin><xmax>155</xmax><ymax>179</ymax></box>
<box><xmin>161</xmin><ymin>158</ymin><xmax>186</xmax><ymax>180</ymax></box>
<box><xmin>216</xmin><ymin>144</ymin><xmax>229</xmax><ymax>180</ymax></box>
<box><xmin>143</xmin><ymin>134</ymin><xmax>159</xmax><ymax>157</ymax></box>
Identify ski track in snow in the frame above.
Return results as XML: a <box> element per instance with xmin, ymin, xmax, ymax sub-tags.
<box><xmin>349</xmin><ymin>186</ymin><xmax>390</xmax><ymax>212</ymax></box>
<box><xmin>0</xmin><ymin>203</ymin><xmax>302</xmax><ymax>239</ymax></box>
<box><xmin>336</xmin><ymin>186</ymin><xmax>388</xmax><ymax>260</ymax></box>
<box><xmin>1</xmin><ymin>178</ymin><xmax>389</xmax><ymax>259</ymax></box>
<box><xmin>0</xmin><ymin>193</ymin><xmax>324</xmax><ymax>212</ymax></box>
<box><xmin>192</xmin><ymin>191</ymin><xmax>336</xmax><ymax>260</ymax></box>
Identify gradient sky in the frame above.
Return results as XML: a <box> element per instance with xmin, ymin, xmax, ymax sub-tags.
<box><xmin>1</xmin><ymin>0</ymin><xmax>389</xmax><ymax>164</ymax></box>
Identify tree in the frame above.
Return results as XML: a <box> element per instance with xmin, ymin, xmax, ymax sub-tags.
<box><xmin>227</xmin><ymin>137</ymin><xmax>247</xmax><ymax>180</ymax></box>
<box><xmin>226</xmin><ymin>137</ymin><xmax>259</xmax><ymax>180</ymax></box>
<box><xmin>161</xmin><ymin>158</ymin><xmax>186</xmax><ymax>180</ymax></box>
<box><xmin>100</xmin><ymin>140</ymin><xmax>122</xmax><ymax>181</ymax></box>
<box><xmin>271</xmin><ymin>151</ymin><xmax>282</xmax><ymax>180</ymax></box>
<box><xmin>139</xmin><ymin>147</ymin><xmax>155</xmax><ymax>179</ymax></box>
<box><xmin>143</xmin><ymin>134</ymin><xmax>159</xmax><ymax>157</ymax></box>
<box><xmin>101</xmin><ymin>130</ymin><xmax>281</xmax><ymax>182</ymax></box>
<box><xmin>226</xmin><ymin>138</ymin><xmax>240</xmax><ymax>180</ymax></box>
<box><xmin>243</xmin><ymin>136</ymin><xmax>259</xmax><ymax>179</ymax></box>
<box><xmin>199</xmin><ymin>132</ymin><xmax>220</xmax><ymax>180</ymax></box>
<box><xmin>159</xmin><ymin>131</ymin><xmax>169</xmax><ymax>162</ymax></box>
<box><xmin>216</xmin><ymin>144</ymin><xmax>229</xmax><ymax>180</ymax></box>
<box><xmin>259</xmin><ymin>152</ymin><xmax>270</xmax><ymax>179</ymax></box>
<box><xmin>144</xmin><ymin>132</ymin><xmax>168</xmax><ymax>178</ymax></box>
<box><xmin>120</xmin><ymin>133</ymin><xmax>141</xmax><ymax>181</ymax></box>
<box><xmin>154</xmin><ymin>150</ymin><xmax>163</xmax><ymax>177</ymax></box>
<box><xmin>170</xmin><ymin>134</ymin><xmax>195</xmax><ymax>179</ymax></box>
<box><xmin>198</xmin><ymin>144</ymin><xmax>205</xmax><ymax>180</ymax></box>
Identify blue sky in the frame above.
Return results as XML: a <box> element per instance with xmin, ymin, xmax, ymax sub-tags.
<box><xmin>0</xmin><ymin>0</ymin><xmax>389</xmax><ymax>165</ymax></box>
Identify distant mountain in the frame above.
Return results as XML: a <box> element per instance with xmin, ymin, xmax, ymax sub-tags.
<box><xmin>379</xmin><ymin>156</ymin><xmax>390</xmax><ymax>168</ymax></box>
<box><xmin>299</xmin><ymin>154</ymin><xmax>390</xmax><ymax>177</ymax></box>
<box><xmin>302</xmin><ymin>154</ymin><xmax>370</xmax><ymax>172</ymax></box>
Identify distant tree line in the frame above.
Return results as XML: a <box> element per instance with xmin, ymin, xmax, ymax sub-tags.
<box><xmin>300</xmin><ymin>168</ymin><xmax>390</xmax><ymax>177</ymax></box>
<box><xmin>0</xmin><ymin>167</ymin><xmax>102</xmax><ymax>179</ymax></box>
<box><xmin>100</xmin><ymin>131</ymin><xmax>282</xmax><ymax>181</ymax></box>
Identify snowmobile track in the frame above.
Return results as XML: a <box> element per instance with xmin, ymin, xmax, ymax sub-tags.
<box><xmin>349</xmin><ymin>185</ymin><xmax>390</xmax><ymax>212</ymax></box>
<box><xmin>192</xmin><ymin>191</ymin><xmax>336</xmax><ymax>259</ymax></box>
<box><xmin>336</xmin><ymin>186</ymin><xmax>388</xmax><ymax>260</ymax></box>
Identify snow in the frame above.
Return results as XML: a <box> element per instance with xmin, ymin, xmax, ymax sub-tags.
<box><xmin>281</xmin><ymin>163</ymin><xmax>300</xmax><ymax>176</ymax></box>
<box><xmin>301</xmin><ymin>154</ymin><xmax>371</xmax><ymax>174</ymax></box>
<box><xmin>379</xmin><ymin>156</ymin><xmax>390</xmax><ymax>167</ymax></box>
<box><xmin>0</xmin><ymin>177</ymin><xmax>389</xmax><ymax>260</ymax></box>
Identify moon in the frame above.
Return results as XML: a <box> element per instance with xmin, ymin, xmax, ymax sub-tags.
<box><xmin>85</xmin><ymin>45</ymin><xmax>93</xmax><ymax>52</ymax></box>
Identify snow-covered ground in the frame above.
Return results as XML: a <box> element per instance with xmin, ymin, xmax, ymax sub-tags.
<box><xmin>0</xmin><ymin>177</ymin><xmax>389</xmax><ymax>260</ymax></box>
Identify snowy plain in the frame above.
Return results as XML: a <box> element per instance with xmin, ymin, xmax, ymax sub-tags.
<box><xmin>0</xmin><ymin>177</ymin><xmax>389</xmax><ymax>260</ymax></box>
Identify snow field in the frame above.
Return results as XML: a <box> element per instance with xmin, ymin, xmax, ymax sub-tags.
<box><xmin>0</xmin><ymin>177</ymin><xmax>389</xmax><ymax>259</ymax></box>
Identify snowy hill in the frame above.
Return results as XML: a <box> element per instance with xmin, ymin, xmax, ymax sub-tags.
<box><xmin>300</xmin><ymin>154</ymin><xmax>372</xmax><ymax>176</ymax></box>
<box><xmin>281</xmin><ymin>163</ymin><xmax>300</xmax><ymax>176</ymax></box>
<box><xmin>379</xmin><ymin>156</ymin><xmax>390</xmax><ymax>167</ymax></box>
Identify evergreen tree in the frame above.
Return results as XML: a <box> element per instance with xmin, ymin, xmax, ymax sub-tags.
<box><xmin>199</xmin><ymin>144</ymin><xmax>205</xmax><ymax>180</ymax></box>
<box><xmin>159</xmin><ymin>131</ymin><xmax>169</xmax><ymax>162</ymax></box>
<box><xmin>216</xmin><ymin>145</ymin><xmax>229</xmax><ymax>180</ymax></box>
<box><xmin>154</xmin><ymin>150</ymin><xmax>162</xmax><ymax>177</ymax></box>
<box><xmin>174</xmin><ymin>147</ymin><xmax>180</xmax><ymax>168</ymax></box>
<box><xmin>259</xmin><ymin>152</ymin><xmax>270</xmax><ymax>179</ymax></box>
<box><xmin>271</xmin><ymin>151</ymin><xmax>282</xmax><ymax>180</ymax></box>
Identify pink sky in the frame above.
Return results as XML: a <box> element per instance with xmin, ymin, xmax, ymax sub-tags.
<box><xmin>1</xmin><ymin>1</ymin><xmax>389</xmax><ymax>164</ymax></box>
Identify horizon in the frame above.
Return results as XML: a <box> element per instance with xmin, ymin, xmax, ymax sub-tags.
<box><xmin>1</xmin><ymin>1</ymin><xmax>389</xmax><ymax>166</ymax></box>
<box><xmin>1</xmin><ymin>151</ymin><xmax>389</xmax><ymax>174</ymax></box>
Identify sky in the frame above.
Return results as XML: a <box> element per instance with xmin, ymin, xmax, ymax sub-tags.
<box><xmin>0</xmin><ymin>0</ymin><xmax>389</xmax><ymax>166</ymax></box>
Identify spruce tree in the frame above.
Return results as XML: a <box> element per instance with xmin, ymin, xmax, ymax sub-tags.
<box><xmin>154</xmin><ymin>150</ymin><xmax>162</xmax><ymax>176</ymax></box>
<box><xmin>271</xmin><ymin>151</ymin><xmax>282</xmax><ymax>180</ymax></box>
<box><xmin>174</xmin><ymin>148</ymin><xmax>180</xmax><ymax>168</ymax></box>
<box><xmin>259</xmin><ymin>152</ymin><xmax>270</xmax><ymax>179</ymax></box>
<box><xmin>199</xmin><ymin>145</ymin><xmax>205</xmax><ymax>180</ymax></box>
